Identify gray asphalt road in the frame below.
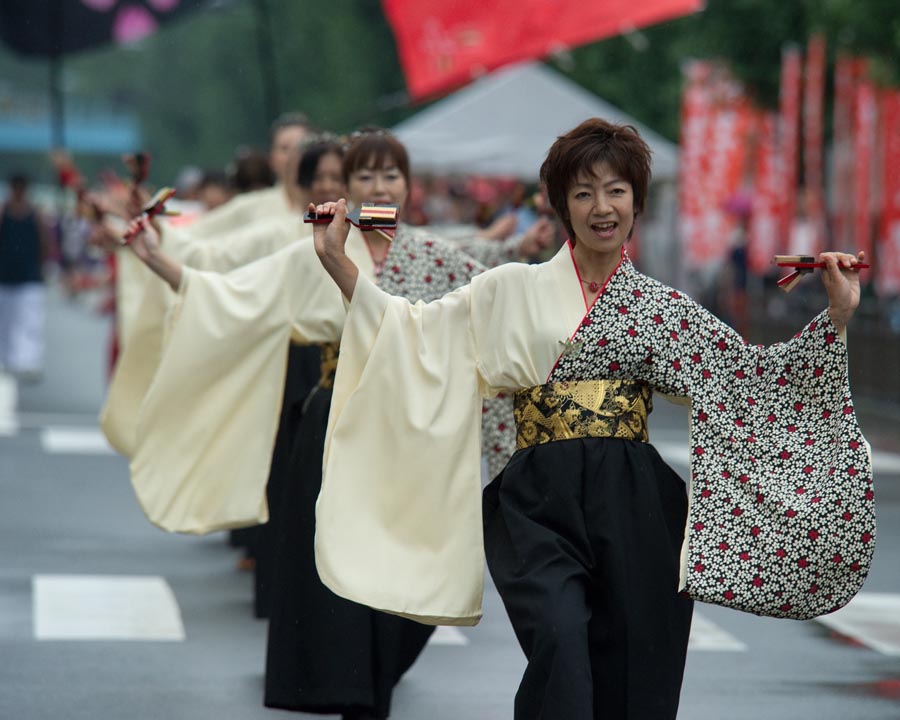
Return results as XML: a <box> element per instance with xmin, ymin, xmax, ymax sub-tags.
<box><xmin>1</xmin><ymin>285</ymin><xmax>898</xmax><ymax>719</ymax></box>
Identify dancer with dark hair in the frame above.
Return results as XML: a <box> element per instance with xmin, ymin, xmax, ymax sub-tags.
<box><xmin>122</xmin><ymin>128</ymin><xmax>517</xmax><ymax>719</ymax></box>
<box><xmin>311</xmin><ymin>118</ymin><xmax>874</xmax><ymax>720</ymax></box>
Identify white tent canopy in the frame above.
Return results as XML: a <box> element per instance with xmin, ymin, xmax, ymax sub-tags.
<box><xmin>393</xmin><ymin>62</ymin><xmax>678</xmax><ymax>182</ymax></box>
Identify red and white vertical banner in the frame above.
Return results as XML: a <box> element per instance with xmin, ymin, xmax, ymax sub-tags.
<box><xmin>802</xmin><ymin>34</ymin><xmax>827</xmax><ymax>256</ymax></box>
<box><xmin>832</xmin><ymin>56</ymin><xmax>860</xmax><ymax>250</ymax></box>
<box><xmin>777</xmin><ymin>46</ymin><xmax>803</xmax><ymax>245</ymax></box>
<box><xmin>853</xmin><ymin>77</ymin><xmax>878</xmax><ymax>266</ymax></box>
<box><xmin>678</xmin><ymin>61</ymin><xmax>714</xmax><ymax>269</ymax></box>
<box><xmin>877</xmin><ymin>89</ymin><xmax>900</xmax><ymax>296</ymax></box>
<box><xmin>679</xmin><ymin>62</ymin><xmax>754</xmax><ymax>269</ymax></box>
<box><xmin>748</xmin><ymin>113</ymin><xmax>781</xmax><ymax>274</ymax></box>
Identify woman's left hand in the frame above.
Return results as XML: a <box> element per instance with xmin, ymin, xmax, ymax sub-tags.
<box><xmin>821</xmin><ymin>250</ymin><xmax>865</xmax><ymax>334</ymax></box>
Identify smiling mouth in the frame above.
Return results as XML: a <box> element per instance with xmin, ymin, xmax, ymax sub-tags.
<box><xmin>591</xmin><ymin>221</ymin><xmax>617</xmax><ymax>234</ymax></box>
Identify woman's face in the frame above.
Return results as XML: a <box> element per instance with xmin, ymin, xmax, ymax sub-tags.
<box><xmin>347</xmin><ymin>156</ymin><xmax>408</xmax><ymax>211</ymax></box>
<box><xmin>565</xmin><ymin>161</ymin><xmax>634</xmax><ymax>256</ymax></box>
<box><xmin>309</xmin><ymin>151</ymin><xmax>345</xmax><ymax>206</ymax></box>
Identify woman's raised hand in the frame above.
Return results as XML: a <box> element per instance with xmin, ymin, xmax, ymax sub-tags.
<box><xmin>125</xmin><ymin>215</ymin><xmax>162</xmax><ymax>264</ymax></box>
<box><xmin>123</xmin><ymin>214</ymin><xmax>183</xmax><ymax>291</ymax></box>
<box><xmin>311</xmin><ymin>198</ymin><xmax>360</xmax><ymax>301</ymax></box>
<box><xmin>311</xmin><ymin>199</ymin><xmax>351</xmax><ymax>262</ymax></box>
<box><xmin>820</xmin><ymin>250</ymin><xmax>865</xmax><ymax>335</ymax></box>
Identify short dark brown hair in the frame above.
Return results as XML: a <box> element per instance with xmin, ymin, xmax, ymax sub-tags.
<box><xmin>342</xmin><ymin>127</ymin><xmax>410</xmax><ymax>188</ymax></box>
<box><xmin>540</xmin><ymin>118</ymin><xmax>652</xmax><ymax>241</ymax></box>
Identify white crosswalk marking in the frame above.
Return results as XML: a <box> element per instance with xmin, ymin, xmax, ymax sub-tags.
<box><xmin>688</xmin><ymin>611</ymin><xmax>747</xmax><ymax>651</ymax></box>
<box><xmin>428</xmin><ymin>626</ymin><xmax>469</xmax><ymax>646</ymax></box>
<box><xmin>41</xmin><ymin>426</ymin><xmax>114</xmax><ymax>455</ymax></box>
<box><xmin>815</xmin><ymin>592</ymin><xmax>900</xmax><ymax>655</ymax></box>
<box><xmin>0</xmin><ymin>372</ymin><xmax>18</xmax><ymax>436</ymax></box>
<box><xmin>33</xmin><ymin>575</ymin><xmax>185</xmax><ymax>641</ymax></box>
<box><xmin>654</xmin><ymin>439</ymin><xmax>900</xmax><ymax>475</ymax></box>
<box><xmin>424</xmin><ymin>613</ymin><xmax>744</xmax><ymax>650</ymax></box>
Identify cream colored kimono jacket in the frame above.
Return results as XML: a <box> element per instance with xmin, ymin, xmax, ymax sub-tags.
<box><xmin>126</xmin><ymin>226</ymin><xmax>514</xmax><ymax>536</ymax></box>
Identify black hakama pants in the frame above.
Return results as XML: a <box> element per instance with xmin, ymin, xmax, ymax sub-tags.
<box><xmin>253</xmin><ymin>344</ymin><xmax>321</xmax><ymax>619</ymax></box>
<box><xmin>264</xmin><ymin>386</ymin><xmax>435</xmax><ymax>718</ymax></box>
<box><xmin>483</xmin><ymin>437</ymin><xmax>693</xmax><ymax>720</ymax></box>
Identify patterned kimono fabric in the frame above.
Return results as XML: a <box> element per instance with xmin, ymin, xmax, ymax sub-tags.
<box><xmin>264</xmin><ymin>227</ymin><xmax>498</xmax><ymax>718</ymax></box>
<box><xmin>482</xmin><ymin>254</ymin><xmax>873</xmax><ymax>720</ymax></box>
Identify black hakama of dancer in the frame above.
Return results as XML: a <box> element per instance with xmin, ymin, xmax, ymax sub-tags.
<box><xmin>253</xmin><ymin>343</ymin><xmax>322</xmax><ymax>618</ymax></box>
<box><xmin>483</xmin><ymin>436</ymin><xmax>694</xmax><ymax>720</ymax></box>
<box><xmin>264</xmin><ymin>378</ymin><xmax>435</xmax><ymax>718</ymax></box>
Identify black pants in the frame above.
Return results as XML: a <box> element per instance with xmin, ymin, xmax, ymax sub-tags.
<box><xmin>264</xmin><ymin>386</ymin><xmax>434</xmax><ymax>717</ymax></box>
<box><xmin>483</xmin><ymin>438</ymin><xmax>693</xmax><ymax>720</ymax></box>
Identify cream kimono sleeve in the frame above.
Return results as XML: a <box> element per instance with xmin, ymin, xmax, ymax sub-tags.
<box><xmin>101</xmin><ymin>217</ymin><xmax>309</xmax><ymax>457</ymax></box>
<box><xmin>129</xmin><ymin>240</ymin><xmax>347</xmax><ymax>534</ymax></box>
<box><xmin>316</xmin><ymin>274</ymin><xmax>488</xmax><ymax>626</ymax></box>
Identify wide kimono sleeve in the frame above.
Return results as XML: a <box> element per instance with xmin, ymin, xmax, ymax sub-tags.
<box><xmin>553</xmin><ymin>268</ymin><xmax>874</xmax><ymax>619</ymax></box>
<box><xmin>443</xmin><ymin>230</ymin><xmax>522</xmax><ymax>268</ymax></box>
<box><xmin>175</xmin><ymin>215</ymin><xmax>308</xmax><ymax>272</ymax></box>
<box><xmin>100</xmin><ymin>218</ymin><xmax>309</xmax><ymax>457</ymax></box>
<box><xmin>316</xmin><ymin>273</ymin><xmax>488</xmax><ymax>626</ymax></box>
<box><xmin>128</xmin><ymin>240</ymin><xmax>347</xmax><ymax>534</ymax></box>
<box><xmin>101</xmin><ymin>271</ymin><xmax>175</xmax><ymax>456</ymax></box>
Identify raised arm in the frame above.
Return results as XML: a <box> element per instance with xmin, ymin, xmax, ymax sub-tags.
<box><xmin>821</xmin><ymin>250</ymin><xmax>865</xmax><ymax>335</ymax></box>
<box><xmin>124</xmin><ymin>216</ymin><xmax>183</xmax><ymax>291</ymax></box>
<box><xmin>311</xmin><ymin>199</ymin><xmax>359</xmax><ymax>301</ymax></box>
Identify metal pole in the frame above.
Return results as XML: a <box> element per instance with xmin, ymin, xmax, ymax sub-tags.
<box><xmin>49</xmin><ymin>0</ymin><xmax>65</xmax><ymax>149</ymax></box>
<box><xmin>253</xmin><ymin>0</ymin><xmax>281</xmax><ymax>125</ymax></box>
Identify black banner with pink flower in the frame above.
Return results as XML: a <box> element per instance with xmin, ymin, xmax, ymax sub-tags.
<box><xmin>0</xmin><ymin>0</ymin><xmax>208</xmax><ymax>57</ymax></box>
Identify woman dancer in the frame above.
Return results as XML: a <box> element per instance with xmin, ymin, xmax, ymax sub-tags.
<box><xmin>310</xmin><ymin>118</ymin><xmax>874</xmax><ymax>719</ymax></box>
<box><xmin>252</xmin><ymin>136</ymin><xmax>346</xmax><ymax>618</ymax></box>
<box><xmin>124</xmin><ymin>129</ymin><xmax>516</xmax><ymax>719</ymax></box>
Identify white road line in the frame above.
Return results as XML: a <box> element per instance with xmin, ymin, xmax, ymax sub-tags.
<box><xmin>816</xmin><ymin>592</ymin><xmax>900</xmax><ymax>656</ymax></box>
<box><xmin>654</xmin><ymin>440</ymin><xmax>900</xmax><ymax>476</ymax></box>
<box><xmin>33</xmin><ymin>575</ymin><xmax>185</xmax><ymax>641</ymax></box>
<box><xmin>425</xmin><ymin>615</ymin><xmax>743</xmax><ymax>651</ymax></box>
<box><xmin>0</xmin><ymin>372</ymin><xmax>18</xmax><ymax>436</ymax></box>
<box><xmin>874</xmin><ymin>453</ymin><xmax>900</xmax><ymax>474</ymax></box>
<box><xmin>654</xmin><ymin>440</ymin><xmax>690</xmax><ymax>468</ymax></box>
<box><xmin>41</xmin><ymin>426</ymin><xmax>114</xmax><ymax>455</ymax></box>
<box><xmin>688</xmin><ymin>611</ymin><xmax>747</xmax><ymax>651</ymax></box>
<box><xmin>428</xmin><ymin>625</ymin><xmax>469</xmax><ymax>646</ymax></box>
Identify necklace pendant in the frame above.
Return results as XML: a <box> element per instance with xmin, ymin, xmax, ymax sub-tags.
<box><xmin>588</xmin><ymin>280</ymin><xmax>600</xmax><ymax>293</ymax></box>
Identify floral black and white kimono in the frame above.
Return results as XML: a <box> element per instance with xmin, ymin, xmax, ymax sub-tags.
<box><xmin>315</xmin><ymin>243</ymin><xmax>875</xmax><ymax>719</ymax></box>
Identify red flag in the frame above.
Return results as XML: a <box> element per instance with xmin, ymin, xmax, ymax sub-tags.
<box><xmin>383</xmin><ymin>0</ymin><xmax>705</xmax><ymax>100</ymax></box>
<box><xmin>678</xmin><ymin>62</ymin><xmax>754</xmax><ymax>269</ymax></box>
<box><xmin>748</xmin><ymin>113</ymin><xmax>781</xmax><ymax>274</ymax></box>
<box><xmin>877</xmin><ymin>89</ymin><xmax>900</xmax><ymax>296</ymax></box>
<box><xmin>678</xmin><ymin>61</ymin><xmax>715</xmax><ymax>271</ymax></box>
<box><xmin>802</xmin><ymin>35</ymin><xmax>826</xmax><ymax>257</ymax></box>
<box><xmin>832</xmin><ymin>56</ymin><xmax>861</xmax><ymax>250</ymax></box>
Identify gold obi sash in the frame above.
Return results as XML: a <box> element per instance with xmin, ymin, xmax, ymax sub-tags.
<box><xmin>318</xmin><ymin>342</ymin><xmax>340</xmax><ymax>390</ymax></box>
<box><xmin>513</xmin><ymin>379</ymin><xmax>651</xmax><ymax>450</ymax></box>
